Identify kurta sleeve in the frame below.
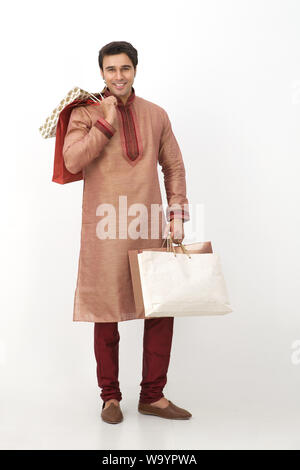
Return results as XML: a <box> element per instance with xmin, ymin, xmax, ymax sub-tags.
<box><xmin>63</xmin><ymin>105</ymin><xmax>116</xmax><ymax>174</ymax></box>
<box><xmin>158</xmin><ymin>109</ymin><xmax>190</xmax><ymax>223</ymax></box>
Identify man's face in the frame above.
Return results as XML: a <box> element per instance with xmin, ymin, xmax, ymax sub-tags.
<box><xmin>101</xmin><ymin>53</ymin><xmax>136</xmax><ymax>103</ymax></box>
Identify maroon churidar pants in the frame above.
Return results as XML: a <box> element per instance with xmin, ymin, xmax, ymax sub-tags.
<box><xmin>94</xmin><ymin>317</ymin><xmax>174</xmax><ymax>405</ymax></box>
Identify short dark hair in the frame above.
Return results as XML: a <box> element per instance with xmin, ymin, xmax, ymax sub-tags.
<box><xmin>98</xmin><ymin>41</ymin><xmax>138</xmax><ymax>71</ymax></box>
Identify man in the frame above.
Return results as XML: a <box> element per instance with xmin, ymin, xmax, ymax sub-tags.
<box><xmin>63</xmin><ymin>41</ymin><xmax>192</xmax><ymax>423</ymax></box>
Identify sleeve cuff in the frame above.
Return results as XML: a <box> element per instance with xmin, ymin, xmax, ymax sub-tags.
<box><xmin>168</xmin><ymin>208</ymin><xmax>190</xmax><ymax>223</ymax></box>
<box><xmin>94</xmin><ymin>116</ymin><xmax>116</xmax><ymax>139</ymax></box>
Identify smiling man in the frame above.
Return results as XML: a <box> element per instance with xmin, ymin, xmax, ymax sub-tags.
<box><xmin>62</xmin><ymin>41</ymin><xmax>192</xmax><ymax>424</ymax></box>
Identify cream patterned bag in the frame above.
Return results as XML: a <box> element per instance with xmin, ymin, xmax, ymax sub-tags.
<box><xmin>39</xmin><ymin>86</ymin><xmax>104</xmax><ymax>139</ymax></box>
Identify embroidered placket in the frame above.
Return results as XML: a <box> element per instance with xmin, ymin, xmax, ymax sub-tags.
<box><xmin>102</xmin><ymin>86</ymin><xmax>143</xmax><ymax>166</ymax></box>
<box><xmin>118</xmin><ymin>106</ymin><xmax>139</xmax><ymax>162</ymax></box>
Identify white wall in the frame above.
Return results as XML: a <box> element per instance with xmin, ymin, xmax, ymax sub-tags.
<box><xmin>0</xmin><ymin>0</ymin><xmax>299</xmax><ymax>450</ymax></box>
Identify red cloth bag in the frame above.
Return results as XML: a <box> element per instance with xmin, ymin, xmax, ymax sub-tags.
<box><xmin>52</xmin><ymin>99</ymin><xmax>87</xmax><ymax>184</ymax></box>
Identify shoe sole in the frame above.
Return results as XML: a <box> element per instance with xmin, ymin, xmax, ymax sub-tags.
<box><xmin>101</xmin><ymin>418</ymin><xmax>123</xmax><ymax>424</ymax></box>
<box><xmin>101</xmin><ymin>415</ymin><xmax>123</xmax><ymax>424</ymax></box>
<box><xmin>138</xmin><ymin>409</ymin><xmax>191</xmax><ymax>419</ymax></box>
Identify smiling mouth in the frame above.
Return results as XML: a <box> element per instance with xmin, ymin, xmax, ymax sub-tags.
<box><xmin>113</xmin><ymin>83</ymin><xmax>127</xmax><ymax>89</ymax></box>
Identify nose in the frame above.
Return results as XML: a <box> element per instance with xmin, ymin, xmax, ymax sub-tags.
<box><xmin>115</xmin><ymin>70</ymin><xmax>124</xmax><ymax>80</ymax></box>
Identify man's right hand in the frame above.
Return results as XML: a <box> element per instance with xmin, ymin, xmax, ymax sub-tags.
<box><xmin>100</xmin><ymin>96</ymin><xmax>118</xmax><ymax>125</ymax></box>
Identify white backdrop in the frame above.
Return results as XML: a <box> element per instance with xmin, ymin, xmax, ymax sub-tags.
<box><xmin>1</xmin><ymin>0</ymin><xmax>300</xmax><ymax>450</ymax></box>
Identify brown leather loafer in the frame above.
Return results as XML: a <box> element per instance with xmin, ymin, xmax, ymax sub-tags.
<box><xmin>101</xmin><ymin>401</ymin><xmax>123</xmax><ymax>424</ymax></box>
<box><xmin>138</xmin><ymin>399</ymin><xmax>192</xmax><ymax>420</ymax></box>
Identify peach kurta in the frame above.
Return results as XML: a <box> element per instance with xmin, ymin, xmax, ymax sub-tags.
<box><xmin>63</xmin><ymin>86</ymin><xmax>190</xmax><ymax>323</ymax></box>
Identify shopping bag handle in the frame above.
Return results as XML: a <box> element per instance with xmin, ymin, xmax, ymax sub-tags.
<box><xmin>87</xmin><ymin>91</ymin><xmax>105</xmax><ymax>103</ymax></box>
<box><xmin>161</xmin><ymin>232</ymin><xmax>191</xmax><ymax>259</ymax></box>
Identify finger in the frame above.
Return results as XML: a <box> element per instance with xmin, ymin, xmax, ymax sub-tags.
<box><xmin>162</xmin><ymin>222</ymin><xmax>171</xmax><ymax>239</ymax></box>
<box><xmin>162</xmin><ymin>226</ymin><xmax>168</xmax><ymax>239</ymax></box>
<box><xmin>173</xmin><ymin>230</ymin><xmax>184</xmax><ymax>240</ymax></box>
<box><xmin>173</xmin><ymin>232</ymin><xmax>184</xmax><ymax>243</ymax></box>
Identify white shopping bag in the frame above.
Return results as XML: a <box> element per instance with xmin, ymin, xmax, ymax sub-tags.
<box><xmin>135</xmin><ymin>241</ymin><xmax>233</xmax><ymax>318</ymax></box>
<box><xmin>129</xmin><ymin>235</ymin><xmax>232</xmax><ymax>318</ymax></box>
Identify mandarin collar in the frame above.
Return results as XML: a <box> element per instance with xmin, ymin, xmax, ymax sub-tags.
<box><xmin>101</xmin><ymin>85</ymin><xmax>135</xmax><ymax>107</ymax></box>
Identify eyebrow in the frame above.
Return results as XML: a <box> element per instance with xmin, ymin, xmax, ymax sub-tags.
<box><xmin>104</xmin><ymin>65</ymin><xmax>132</xmax><ymax>70</ymax></box>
